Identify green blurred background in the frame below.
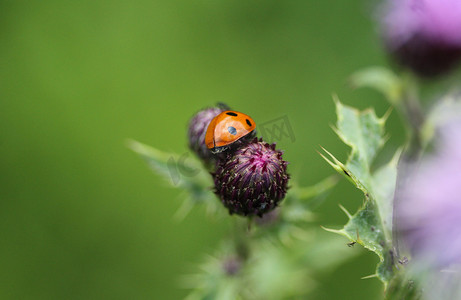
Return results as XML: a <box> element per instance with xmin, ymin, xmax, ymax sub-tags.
<box><xmin>1</xmin><ymin>1</ymin><xmax>405</xmax><ymax>299</ymax></box>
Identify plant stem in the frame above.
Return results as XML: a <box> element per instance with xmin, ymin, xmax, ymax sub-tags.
<box><xmin>392</xmin><ymin>73</ymin><xmax>425</xmax><ymax>267</ymax></box>
<box><xmin>386</xmin><ymin>73</ymin><xmax>426</xmax><ymax>300</ymax></box>
<box><xmin>400</xmin><ymin>74</ymin><xmax>425</xmax><ymax>160</ymax></box>
<box><xmin>232</xmin><ymin>218</ymin><xmax>251</xmax><ymax>262</ymax></box>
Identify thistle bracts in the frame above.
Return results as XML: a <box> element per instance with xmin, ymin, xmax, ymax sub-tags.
<box><xmin>213</xmin><ymin>138</ymin><xmax>289</xmax><ymax>217</ymax></box>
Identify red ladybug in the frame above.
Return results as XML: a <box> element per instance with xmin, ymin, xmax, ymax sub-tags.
<box><xmin>205</xmin><ymin>110</ymin><xmax>256</xmax><ymax>154</ymax></box>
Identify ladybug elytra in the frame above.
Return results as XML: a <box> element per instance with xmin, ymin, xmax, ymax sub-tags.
<box><xmin>205</xmin><ymin>110</ymin><xmax>256</xmax><ymax>154</ymax></box>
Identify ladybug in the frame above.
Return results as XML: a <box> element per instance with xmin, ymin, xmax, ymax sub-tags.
<box><xmin>205</xmin><ymin>110</ymin><xmax>256</xmax><ymax>154</ymax></box>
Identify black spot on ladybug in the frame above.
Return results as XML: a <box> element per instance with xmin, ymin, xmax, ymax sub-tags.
<box><xmin>246</xmin><ymin>119</ymin><xmax>252</xmax><ymax>127</ymax></box>
<box><xmin>228</xmin><ymin>126</ymin><xmax>237</xmax><ymax>135</ymax></box>
<box><xmin>226</xmin><ymin>112</ymin><xmax>238</xmax><ymax>117</ymax></box>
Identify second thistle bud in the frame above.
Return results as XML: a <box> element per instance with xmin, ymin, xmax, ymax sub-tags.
<box><xmin>213</xmin><ymin>138</ymin><xmax>289</xmax><ymax>217</ymax></box>
<box><xmin>187</xmin><ymin>105</ymin><xmax>227</xmax><ymax>165</ymax></box>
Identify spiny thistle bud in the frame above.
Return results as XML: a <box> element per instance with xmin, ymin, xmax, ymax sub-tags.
<box><xmin>379</xmin><ymin>0</ymin><xmax>461</xmax><ymax>77</ymax></box>
<box><xmin>213</xmin><ymin>138</ymin><xmax>289</xmax><ymax>217</ymax></box>
<box><xmin>187</xmin><ymin>105</ymin><xmax>228</xmax><ymax>165</ymax></box>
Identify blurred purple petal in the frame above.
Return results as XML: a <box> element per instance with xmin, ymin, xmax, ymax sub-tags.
<box><xmin>380</xmin><ymin>0</ymin><xmax>461</xmax><ymax>76</ymax></box>
<box><xmin>398</xmin><ymin>121</ymin><xmax>461</xmax><ymax>267</ymax></box>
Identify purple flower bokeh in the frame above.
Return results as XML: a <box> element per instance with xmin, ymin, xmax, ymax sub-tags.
<box><xmin>380</xmin><ymin>0</ymin><xmax>461</xmax><ymax>76</ymax></box>
<box><xmin>397</xmin><ymin>121</ymin><xmax>461</xmax><ymax>268</ymax></box>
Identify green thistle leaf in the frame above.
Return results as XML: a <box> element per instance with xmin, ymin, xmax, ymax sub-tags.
<box><xmin>254</xmin><ymin>176</ymin><xmax>339</xmax><ymax>246</ymax></box>
<box><xmin>349</xmin><ymin>67</ymin><xmax>403</xmax><ymax>104</ymax></box>
<box><xmin>127</xmin><ymin>139</ymin><xmax>219</xmax><ymax>219</ymax></box>
<box><xmin>322</xmin><ymin>98</ymin><xmax>398</xmax><ymax>287</ymax></box>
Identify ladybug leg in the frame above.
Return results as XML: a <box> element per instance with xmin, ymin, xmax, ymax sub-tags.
<box><xmin>211</xmin><ymin>145</ymin><xmax>230</xmax><ymax>154</ymax></box>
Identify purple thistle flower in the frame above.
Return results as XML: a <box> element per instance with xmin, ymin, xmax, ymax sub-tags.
<box><xmin>397</xmin><ymin>121</ymin><xmax>461</xmax><ymax>268</ymax></box>
<box><xmin>187</xmin><ymin>104</ymin><xmax>228</xmax><ymax>165</ymax></box>
<box><xmin>379</xmin><ymin>0</ymin><xmax>461</xmax><ymax>77</ymax></box>
<box><xmin>213</xmin><ymin>138</ymin><xmax>289</xmax><ymax>217</ymax></box>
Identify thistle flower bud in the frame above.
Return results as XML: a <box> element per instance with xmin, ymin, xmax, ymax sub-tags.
<box><xmin>213</xmin><ymin>138</ymin><xmax>289</xmax><ymax>217</ymax></box>
<box><xmin>187</xmin><ymin>105</ymin><xmax>228</xmax><ymax>164</ymax></box>
<box><xmin>380</xmin><ymin>0</ymin><xmax>461</xmax><ymax>77</ymax></box>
